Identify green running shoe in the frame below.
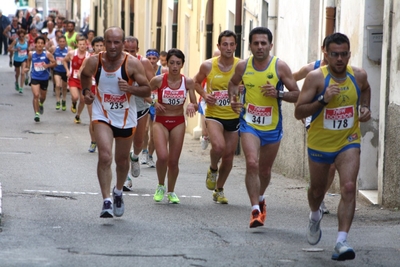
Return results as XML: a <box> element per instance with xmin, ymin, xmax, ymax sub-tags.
<box><xmin>61</xmin><ymin>100</ymin><xmax>66</xmax><ymax>111</ymax></box>
<box><xmin>34</xmin><ymin>112</ymin><xmax>40</xmax><ymax>122</ymax></box>
<box><xmin>15</xmin><ymin>82</ymin><xmax>19</xmax><ymax>91</ymax></box>
<box><xmin>56</xmin><ymin>101</ymin><xmax>61</xmax><ymax>110</ymax></box>
<box><xmin>167</xmin><ymin>192</ymin><xmax>180</xmax><ymax>204</ymax></box>
<box><xmin>153</xmin><ymin>185</ymin><xmax>166</xmax><ymax>202</ymax></box>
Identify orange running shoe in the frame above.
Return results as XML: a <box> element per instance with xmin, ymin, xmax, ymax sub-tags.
<box><xmin>249</xmin><ymin>209</ymin><xmax>264</xmax><ymax>228</ymax></box>
<box><xmin>259</xmin><ymin>199</ymin><xmax>267</xmax><ymax>223</ymax></box>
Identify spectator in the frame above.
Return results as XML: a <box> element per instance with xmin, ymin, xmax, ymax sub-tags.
<box><xmin>80</xmin><ymin>16</ymin><xmax>90</xmax><ymax>38</ymax></box>
<box><xmin>0</xmin><ymin>9</ymin><xmax>11</xmax><ymax>55</ymax></box>
<box><xmin>15</xmin><ymin>10</ymin><xmax>27</xmax><ymax>30</ymax></box>
<box><xmin>30</xmin><ymin>14</ymin><xmax>44</xmax><ymax>32</ymax></box>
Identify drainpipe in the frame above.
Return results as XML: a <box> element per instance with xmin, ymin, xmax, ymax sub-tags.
<box><xmin>325</xmin><ymin>0</ymin><xmax>336</xmax><ymax>36</ymax></box>
<box><xmin>172</xmin><ymin>0</ymin><xmax>179</xmax><ymax>48</ymax></box>
<box><xmin>205</xmin><ymin>0</ymin><xmax>214</xmax><ymax>59</ymax></box>
<box><xmin>129</xmin><ymin>0</ymin><xmax>134</xmax><ymax>36</ymax></box>
<box><xmin>234</xmin><ymin>0</ymin><xmax>242</xmax><ymax>58</ymax></box>
<box><xmin>156</xmin><ymin>0</ymin><xmax>162</xmax><ymax>51</ymax></box>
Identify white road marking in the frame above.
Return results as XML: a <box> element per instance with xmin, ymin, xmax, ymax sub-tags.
<box><xmin>23</xmin><ymin>189</ymin><xmax>202</xmax><ymax>198</ymax></box>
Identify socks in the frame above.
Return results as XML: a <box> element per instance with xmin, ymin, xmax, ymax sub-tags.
<box><xmin>259</xmin><ymin>195</ymin><xmax>265</xmax><ymax>202</ymax></box>
<box><xmin>130</xmin><ymin>153</ymin><xmax>139</xmax><ymax>161</ymax></box>
<box><xmin>310</xmin><ymin>209</ymin><xmax>322</xmax><ymax>222</ymax></box>
<box><xmin>113</xmin><ymin>187</ymin><xmax>123</xmax><ymax>196</ymax></box>
<box><xmin>104</xmin><ymin>197</ymin><xmax>112</xmax><ymax>203</ymax></box>
<box><xmin>336</xmin><ymin>231</ymin><xmax>348</xmax><ymax>243</ymax></box>
<box><xmin>252</xmin><ymin>205</ymin><xmax>260</xmax><ymax>212</ymax></box>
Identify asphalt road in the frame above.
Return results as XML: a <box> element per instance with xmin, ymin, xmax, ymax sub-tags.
<box><xmin>0</xmin><ymin>54</ymin><xmax>399</xmax><ymax>267</ymax></box>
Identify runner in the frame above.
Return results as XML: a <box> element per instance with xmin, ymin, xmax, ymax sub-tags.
<box><xmin>193</xmin><ymin>30</ymin><xmax>240</xmax><ymax>204</ymax></box>
<box><xmin>3</xmin><ymin>17</ymin><xmax>20</xmax><ymax>67</ymax></box>
<box><xmin>65</xmin><ymin>21</ymin><xmax>78</xmax><ymax>49</ymax></box>
<box><xmin>121</xmin><ymin>36</ymin><xmax>155</xmax><ymax>191</ymax></box>
<box><xmin>229</xmin><ymin>27</ymin><xmax>299</xmax><ymax>227</ymax></box>
<box><xmin>25</xmin><ymin>36</ymin><xmax>56</xmax><ymax>122</ymax></box>
<box><xmin>79</xmin><ymin>36</ymin><xmax>105</xmax><ymax>153</ymax></box>
<box><xmin>80</xmin><ymin>26</ymin><xmax>150</xmax><ymax>218</ymax></box>
<box><xmin>53</xmin><ymin>35</ymin><xmax>70</xmax><ymax>111</ymax></box>
<box><xmin>8</xmin><ymin>29</ymin><xmax>28</xmax><ymax>94</ymax></box>
<box><xmin>293</xmin><ymin>35</ymin><xmax>334</xmax><ymax>214</ymax></box>
<box><xmin>144</xmin><ymin>49</ymin><xmax>168</xmax><ymax>167</ymax></box>
<box><xmin>151</xmin><ymin>48</ymin><xmax>198</xmax><ymax>204</ymax></box>
<box><xmin>294</xmin><ymin>32</ymin><xmax>371</xmax><ymax>261</ymax></box>
<box><xmin>63</xmin><ymin>35</ymin><xmax>90</xmax><ymax>123</ymax></box>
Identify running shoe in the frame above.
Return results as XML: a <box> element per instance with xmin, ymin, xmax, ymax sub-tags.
<box><xmin>331</xmin><ymin>241</ymin><xmax>356</xmax><ymax>261</ymax></box>
<box><xmin>213</xmin><ymin>189</ymin><xmax>228</xmax><ymax>204</ymax></box>
<box><xmin>74</xmin><ymin>115</ymin><xmax>81</xmax><ymax>124</ymax></box>
<box><xmin>62</xmin><ymin>100</ymin><xmax>66</xmax><ymax>111</ymax></box>
<box><xmin>34</xmin><ymin>112</ymin><xmax>40</xmax><ymax>122</ymax></box>
<box><xmin>15</xmin><ymin>82</ymin><xmax>19</xmax><ymax>91</ymax></box>
<box><xmin>249</xmin><ymin>209</ymin><xmax>264</xmax><ymax>228</ymax></box>
<box><xmin>123</xmin><ymin>176</ymin><xmax>132</xmax><ymax>191</ymax></box>
<box><xmin>18</xmin><ymin>87</ymin><xmax>23</xmax><ymax>94</ymax></box>
<box><xmin>9</xmin><ymin>61</ymin><xmax>12</xmax><ymax>68</ymax></box>
<box><xmin>167</xmin><ymin>192</ymin><xmax>180</xmax><ymax>204</ymax></box>
<box><xmin>147</xmin><ymin>156</ymin><xmax>155</xmax><ymax>168</ymax></box>
<box><xmin>71</xmin><ymin>102</ymin><xmax>77</xmax><ymax>113</ymax></box>
<box><xmin>100</xmin><ymin>200</ymin><xmax>113</xmax><ymax>218</ymax></box>
<box><xmin>206</xmin><ymin>168</ymin><xmax>217</xmax><ymax>190</ymax></box>
<box><xmin>56</xmin><ymin>101</ymin><xmax>61</xmax><ymax>110</ymax></box>
<box><xmin>130</xmin><ymin>153</ymin><xmax>140</xmax><ymax>178</ymax></box>
<box><xmin>153</xmin><ymin>184</ymin><xmax>166</xmax><ymax>202</ymax></box>
<box><xmin>259</xmin><ymin>199</ymin><xmax>267</xmax><ymax>223</ymax></box>
<box><xmin>24</xmin><ymin>75</ymin><xmax>29</xmax><ymax>85</ymax></box>
<box><xmin>112</xmin><ymin>188</ymin><xmax>124</xmax><ymax>217</ymax></box>
<box><xmin>321</xmin><ymin>200</ymin><xmax>330</xmax><ymax>214</ymax></box>
<box><xmin>88</xmin><ymin>142</ymin><xmax>97</xmax><ymax>153</ymax></box>
<box><xmin>307</xmin><ymin>208</ymin><xmax>323</xmax><ymax>245</ymax></box>
<box><xmin>200</xmin><ymin>135</ymin><xmax>209</xmax><ymax>150</ymax></box>
<box><xmin>39</xmin><ymin>102</ymin><xmax>44</xmax><ymax>114</ymax></box>
<box><xmin>140</xmin><ymin>150</ymin><xmax>149</xmax><ymax>164</ymax></box>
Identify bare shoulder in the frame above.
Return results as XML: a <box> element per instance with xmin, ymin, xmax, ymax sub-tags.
<box><xmin>185</xmin><ymin>76</ymin><xmax>194</xmax><ymax>86</ymax></box>
<box><xmin>351</xmin><ymin>65</ymin><xmax>368</xmax><ymax>80</ymax></box>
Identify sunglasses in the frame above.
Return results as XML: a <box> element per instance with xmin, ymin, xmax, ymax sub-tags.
<box><xmin>327</xmin><ymin>51</ymin><xmax>350</xmax><ymax>58</ymax></box>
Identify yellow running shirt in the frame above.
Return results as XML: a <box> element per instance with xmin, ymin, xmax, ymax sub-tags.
<box><xmin>307</xmin><ymin>65</ymin><xmax>361</xmax><ymax>152</ymax></box>
<box><xmin>205</xmin><ymin>57</ymin><xmax>240</xmax><ymax>119</ymax></box>
<box><xmin>65</xmin><ymin>32</ymin><xmax>78</xmax><ymax>49</ymax></box>
<box><xmin>241</xmin><ymin>56</ymin><xmax>284</xmax><ymax>131</ymax></box>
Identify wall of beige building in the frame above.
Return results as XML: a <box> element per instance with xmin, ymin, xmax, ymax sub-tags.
<box><xmin>379</xmin><ymin>0</ymin><xmax>400</xmax><ymax>208</ymax></box>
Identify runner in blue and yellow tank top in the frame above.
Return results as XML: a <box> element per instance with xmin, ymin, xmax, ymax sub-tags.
<box><xmin>295</xmin><ymin>33</ymin><xmax>371</xmax><ymax>261</ymax></box>
<box><xmin>193</xmin><ymin>30</ymin><xmax>241</xmax><ymax>205</ymax></box>
<box><xmin>229</xmin><ymin>27</ymin><xmax>299</xmax><ymax>228</ymax></box>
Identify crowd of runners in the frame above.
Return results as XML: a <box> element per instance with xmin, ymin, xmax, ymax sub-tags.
<box><xmin>1</xmin><ymin>7</ymin><xmax>372</xmax><ymax>261</ymax></box>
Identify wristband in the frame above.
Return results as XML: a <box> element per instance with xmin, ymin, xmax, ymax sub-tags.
<box><xmin>151</xmin><ymin>100</ymin><xmax>156</xmax><ymax>106</ymax></box>
<box><xmin>82</xmin><ymin>88</ymin><xmax>90</xmax><ymax>96</ymax></box>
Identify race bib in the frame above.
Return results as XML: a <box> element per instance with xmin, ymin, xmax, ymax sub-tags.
<box><xmin>212</xmin><ymin>90</ymin><xmax>230</xmax><ymax>106</ymax></box>
<box><xmin>102</xmin><ymin>93</ymin><xmax>129</xmax><ymax>111</ymax></box>
<box><xmin>245</xmin><ymin>103</ymin><xmax>273</xmax><ymax>126</ymax></box>
<box><xmin>56</xmin><ymin>57</ymin><xmax>64</xmax><ymax>65</ymax></box>
<box><xmin>18</xmin><ymin>50</ymin><xmax>27</xmax><ymax>57</ymax></box>
<box><xmin>33</xmin><ymin>62</ymin><xmax>45</xmax><ymax>72</ymax></box>
<box><xmin>151</xmin><ymin>90</ymin><xmax>158</xmax><ymax>101</ymax></box>
<box><xmin>162</xmin><ymin>89</ymin><xmax>185</xmax><ymax>105</ymax></box>
<box><xmin>323</xmin><ymin>105</ymin><xmax>354</xmax><ymax>130</ymax></box>
<box><xmin>73</xmin><ymin>69</ymin><xmax>79</xmax><ymax>79</ymax></box>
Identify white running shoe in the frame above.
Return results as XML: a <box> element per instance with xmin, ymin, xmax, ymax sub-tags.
<box><xmin>123</xmin><ymin>176</ymin><xmax>132</xmax><ymax>191</ymax></box>
<box><xmin>147</xmin><ymin>156</ymin><xmax>155</xmax><ymax>168</ymax></box>
<box><xmin>200</xmin><ymin>136</ymin><xmax>209</xmax><ymax>150</ymax></box>
<box><xmin>130</xmin><ymin>152</ymin><xmax>140</xmax><ymax>178</ymax></box>
<box><xmin>140</xmin><ymin>150</ymin><xmax>149</xmax><ymax>164</ymax></box>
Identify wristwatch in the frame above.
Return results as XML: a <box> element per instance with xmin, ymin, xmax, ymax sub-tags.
<box><xmin>318</xmin><ymin>94</ymin><xmax>328</xmax><ymax>105</ymax></box>
<box><xmin>277</xmin><ymin>90</ymin><xmax>284</xmax><ymax>99</ymax></box>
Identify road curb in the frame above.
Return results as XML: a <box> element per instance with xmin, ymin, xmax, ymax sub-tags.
<box><xmin>0</xmin><ymin>182</ymin><xmax>2</xmax><ymax>225</ymax></box>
